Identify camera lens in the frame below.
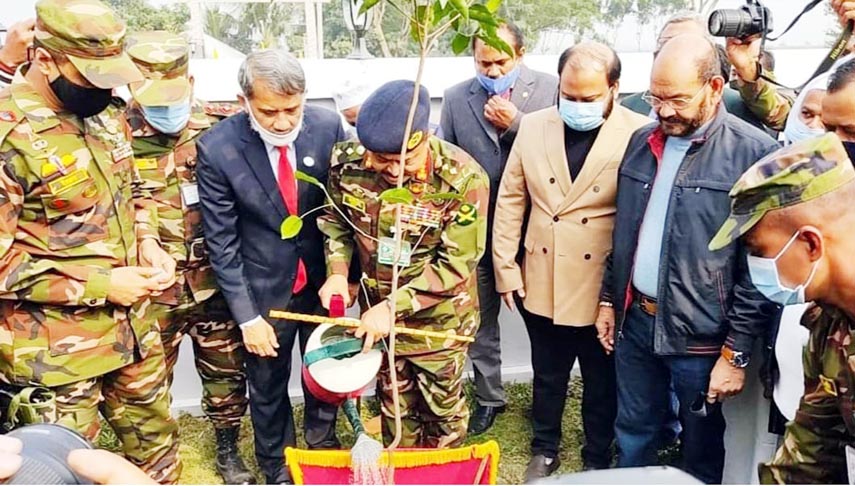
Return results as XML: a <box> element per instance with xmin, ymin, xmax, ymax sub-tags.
<box><xmin>2</xmin><ymin>424</ymin><xmax>94</xmax><ymax>485</ymax></box>
<box><xmin>708</xmin><ymin>9</ymin><xmax>754</xmax><ymax>38</ymax></box>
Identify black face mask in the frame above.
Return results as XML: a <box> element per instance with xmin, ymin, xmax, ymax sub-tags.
<box><xmin>844</xmin><ymin>141</ymin><xmax>855</xmax><ymax>167</ymax></box>
<box><xmin>49</xmin><ymin>73</ymin><xmax>112</xmax><ymax>118</ymax></box>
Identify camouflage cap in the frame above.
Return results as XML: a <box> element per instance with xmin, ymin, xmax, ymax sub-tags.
<box><xmin>34</xmin><ymin>0</ymin><xmax>143</xmax><ymax>89</ymax></box>
<box><xmin>126</xmin><ymin>31</ymin><xmax>192</xmax><ymax>107</ymax></box>
<box><xmin>709</xmin><ymin>133</ymin><xmax>855</xmax><ymax>251</ymax></box>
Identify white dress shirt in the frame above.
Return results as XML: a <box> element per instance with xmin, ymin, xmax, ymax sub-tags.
<box><xmin>239</xmin><ymin>140</ymin><xmax>297</xmax><ymax>330</ymax></box>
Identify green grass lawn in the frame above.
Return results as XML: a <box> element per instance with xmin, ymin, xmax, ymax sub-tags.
<box><xmin>98</xmin><ymin>379</ymin><xmax>669</xmax><ymax>484</ymax></box>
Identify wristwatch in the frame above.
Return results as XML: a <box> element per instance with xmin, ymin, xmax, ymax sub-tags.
<box><xmin>721</xmin><ymin>346</ymin><xmax>750</xmax><ymax>369</ymax></box>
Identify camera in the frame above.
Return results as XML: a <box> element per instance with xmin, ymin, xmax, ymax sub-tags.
<box><xmin>708</xmin><ymin>0</ymin><xmax>773</xmax><ymax>38</ymax></box>
<box><xmin>1</xmin><ymin>423</ymin><xmax>94</xmax><ymax>485</ymax></box>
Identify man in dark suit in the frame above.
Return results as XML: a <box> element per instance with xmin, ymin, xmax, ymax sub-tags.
<box><xmin>439</xmin><ymin>21</ymin><xmax>558</xmax><ymax>436</ymax></box>
<box><xmin>196</xmin><ymin>49</ymin><xmax>344</xmax><ymax>484</ymax></box>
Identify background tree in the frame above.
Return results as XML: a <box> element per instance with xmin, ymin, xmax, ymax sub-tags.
<box><xmin>105</xmin><ymin>0</ymin><xmax>189</xmax><ymax>33</ymax></box>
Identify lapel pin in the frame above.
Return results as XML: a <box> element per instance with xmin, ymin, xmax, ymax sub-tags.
<box><xmin>303</xmin><ymin>156</ymin><xmax>315</xmax><ymax>167</ymax></box>
<box><xmin>523</xmin><ymin>92</ymin><xmax>529</xmax><ymax>98</ymax></box>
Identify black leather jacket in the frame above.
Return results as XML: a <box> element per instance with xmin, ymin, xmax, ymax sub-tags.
<box><xmin>600</xmin><ymin>107</ymin><xmax>779</xmax><ymax>357</ymax></box>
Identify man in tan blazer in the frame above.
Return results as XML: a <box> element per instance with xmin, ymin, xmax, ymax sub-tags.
<box><xmin>492</xmin><ymin>42</ymin><xmax>650</xmax><ymax>481</ymax></box>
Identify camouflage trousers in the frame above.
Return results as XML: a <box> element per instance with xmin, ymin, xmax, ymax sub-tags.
<box><xmin>48</xmin><ymin>332</ymin><xmax>181</xmax><ymax>484</ymax></box>
<box><xmin>378</xmin><ymin>346</ymin><xmax>469</xmax><ymax>448</ymax></box>
<box><xmin>154</xmin><ymin>287</ymin><xmax>247</xmax><ymax>430</ymax></box>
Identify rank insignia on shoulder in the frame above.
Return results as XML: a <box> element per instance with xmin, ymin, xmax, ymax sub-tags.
<box><xmin>0</xmin><ymin>111</ymin><xmax>16</xmax><ymax>122</ymax></box>
<box><xmin>343</xmin><ymin>194</ymin><xmax>366</xmax><ymax>213</ymax></box>
<box><xmin>135</xmin><ymin>158</ymin><xmax>159</xmax><ymax>171</ymax></box>
<box><xmin>41</xmin><ymin>154</ymin><xmax>77</xmax><ymax>178</ymax></box>
<box><xmin>455</xmin><ymin>203</ymin><xmax>477</xmax><ymax>226</ymax></box>
<box><xmin>819</xmin><ymin>374</ymin><xmax>838</xmax><ymax>397</ymax></box>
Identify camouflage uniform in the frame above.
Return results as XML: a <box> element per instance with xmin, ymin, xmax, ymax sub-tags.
<box><xmin>125</xmin><ymin>31</ymin><xmax>248</xmax><ymax>431</ymax></box>
<box><xmin>708</xmin><ymin>133</ymin><xmax>855</xmax><ymax>484</ymax></box>
<box><xmin>0</xmin><ymin>1</ymin><xmax>180</xmax><ymax>483</ymax></box>
<box><xmin>736</xmin><ymin>71</ymin><xmax>795</xmax><ymax>132</ymax></box>
<box><xmin>318</xmin><ymin>136</ymin><xmax>489</xmax><ymax>448</ymax></box>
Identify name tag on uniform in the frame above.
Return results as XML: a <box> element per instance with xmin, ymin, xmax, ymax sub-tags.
<box><xmin>48</xmin><ymin>168</ymin><xmax>90</xmax><ymax>195</ymax></box>
<box><xmin>378</xmin><ymin>237</ymin><xmax>411</xmax><ymax>267</ymax></box>
<box><xmin>343</xmin><ymin>194</ymin><xmax>366</xmax><ymax>213</ymax></box>
<box><xmin>135</xmin><ymin>158</ymin><xmax>158</xmax><ymax>171</ymax></box>
<box><xmin>111</xmin><ymin>142</ymin><xmax>134</xmax><ymax>162</ymax></box>
<box><xmin>181</xmin><ymin>183</ymin><xmax>200</xmax><ymax>206</ymax></box>
<box><xmin>846</xmin><ymin>445</ymin><xmax>855</xmax><ymax>484</ymax></box>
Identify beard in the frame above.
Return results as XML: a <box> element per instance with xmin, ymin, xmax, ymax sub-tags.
<box><xmin>658</xmin><ymin>98</ymin><xmax>714</xmax><ymax>137</ymax></box>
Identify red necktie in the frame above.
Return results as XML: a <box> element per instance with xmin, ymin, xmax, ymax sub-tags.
<box><xmin>277</xmin><ymin>145</ymin><xmax>307</xmax><ymax>294</ymax></box>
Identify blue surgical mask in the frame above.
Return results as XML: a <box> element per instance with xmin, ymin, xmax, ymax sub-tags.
<box><xmin>783</xmin><ymin>117</ymin><xmax>824</xmax><ymax>144</ymax></box>
<box><xmin>476</xmin><ymin>65</ymin><xmax>520</xmax><ymax>96</ymax></box>
<box><xmin>141</xmin><ymin>102</ymin><xmax>192</xmax><ymax>135</ymax></box>
<box><xmin>558</xmin><ymin>97</ymin><xmax>606</xmax><ymax>132</ymax></box>
<box><xmin>747</xmin><ymin>230</ymin><xmax>820</xmax><ymax>306</ymax></box>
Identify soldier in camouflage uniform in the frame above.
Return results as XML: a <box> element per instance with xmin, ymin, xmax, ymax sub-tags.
<box><xmin>317</xmin><ymin>80</ymin><xmax>489</xmax><ymax>448</ymax></box>
<box><xmin>0</xmin><ymin>1</ymin><xmax>182</xmax><ymax>483</ymax></box>
<box><xmin>709</xmin><ymin>133</ymin><xmax>855</xmax><ymax>484</ymax></box>
<box><xmin>124</xmin><ymin>31</ymin><xmax>253</xmax><ymax>485</ymax></box>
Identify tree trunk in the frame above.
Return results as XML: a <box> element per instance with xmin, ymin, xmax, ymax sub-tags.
<box><xmin>374</xmin><ymin>1</ymin><xmax>393</xmax><ymax>57</ymax></box>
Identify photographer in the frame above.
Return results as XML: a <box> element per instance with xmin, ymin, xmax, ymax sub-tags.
<box><xmin>726</xmin><ymin>33</ymin><xmax>794</xmax><ymax>131</ymax></box>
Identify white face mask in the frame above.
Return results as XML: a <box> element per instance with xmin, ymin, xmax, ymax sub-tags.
<box><xmin>245</xmin><ymin>101</ymin><xmax>303</xmax><ymax>147</ymax></box>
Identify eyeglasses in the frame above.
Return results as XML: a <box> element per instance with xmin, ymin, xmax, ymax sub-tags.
<box><xmin>642</xmin><ymin>83</ymin><xmax>708</xmax><ymax>111</ymax></box>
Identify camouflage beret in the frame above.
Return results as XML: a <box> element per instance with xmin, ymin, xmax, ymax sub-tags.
<box><xmin>34</xmin><ymin>0</ymin><xmax>143</xmax><ymax>89</ymax></box>
<box><xmin>356</xmin><ymin>80</ymin><xmax>430</xmax><ymax>154</ymax></box>
<box><xmin>709</xmin><ymin>133</ymin><xmax>855</xmax><ymax>251</ymax></box>
<box><xmin>126</xmin><ymin>31</ymin><xmax>191</xmax><ymax>107</ymax></box>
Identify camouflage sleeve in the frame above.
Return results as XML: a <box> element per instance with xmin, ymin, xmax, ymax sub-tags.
<box><xmin>0</xmin><ymin>152</ymin><xmax>111</xmax><ymax>307</ymax></box>
<box><xmin>390</xmin><ymin>171</ymin><xmax>489</xmax><ymax>321</ymax></box>
<box><xmin>737</xmin><ymin>71</ymin><xmax>794</xmax><ymax>131</ymax></box>
<box><xmin>317</xmin><ymin>164</ymin><xmax>354</xmax><ymax>278</ymax></box>
<box><xmin>759</xmin><ymin>329</ymin><xmax>848</xmax><ymax>484</ymax></box>
<box><xmin>125</xmin><ymin>120</ymin><xmax>160</xmax><ymax>243</ymax></box>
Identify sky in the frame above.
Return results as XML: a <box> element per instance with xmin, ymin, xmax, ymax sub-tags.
<box><xmin>1</xmin><ymin>0</ymin><xmax>840</xmax><ymax>50</ymax></box>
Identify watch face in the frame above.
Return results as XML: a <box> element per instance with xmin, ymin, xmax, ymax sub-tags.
<box><xmin>732</xmin><ymin>353</ymin><xmax>749</xmax><ymax>368</ymax></box>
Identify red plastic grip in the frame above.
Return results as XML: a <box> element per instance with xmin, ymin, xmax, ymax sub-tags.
<box><xmin>329</xmin><ymin>294</ymin><xmax>345</xmax><ymax>318</ymax></box>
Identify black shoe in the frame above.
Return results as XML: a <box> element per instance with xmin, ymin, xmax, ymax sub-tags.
<box><xmin>467</xmin><ymin>404</ymin><xmax>506</xmax><ymax>435</ymax></box>
<box><xmin>524</xmin><ymin>455</ymin><xmax>560</xmax><ymax>483</ymax></box>
<box><xmin>215</xmin><ymin>427</ymin><xmax>256</xmax><ymax>485</ymax></box>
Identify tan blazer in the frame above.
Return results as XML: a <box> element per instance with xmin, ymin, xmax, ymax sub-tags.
<box><xmin>492</xmin><ymin>105</ymin><xmax>651</xmax><ymax>326</ymax></box>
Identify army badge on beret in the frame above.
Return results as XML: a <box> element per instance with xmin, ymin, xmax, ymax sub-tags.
<box><xmin>407</xmin><ymin>131</ymin><xmax>424</xmax><ymax>150</ymax></box>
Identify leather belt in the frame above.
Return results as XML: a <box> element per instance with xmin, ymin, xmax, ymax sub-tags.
<box><xmin>635</xmin><ymin>292</ymin><xmax>658</xmax><ymax>317</ymax></box>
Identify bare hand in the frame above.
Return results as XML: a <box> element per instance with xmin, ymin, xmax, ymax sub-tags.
<box><xmin>68</xmin><ymin>449</ymin><xmax>156</xmax><ymax>484</ymax></box>
<box><xmin>241</xmin><ymin>318</ymin><xmax>280</xmax><ymax>357</ymax></box>
<box><xmin>500</xmin><ymin>288</ymin><xmax>526</xmax><ymax>312</ymax></box>
<box><xmin>726</xmin><ymin>34</ymin><xmax>762</xmax><ymax>82</ymax></box>
<box><xmin>833</xmin><ymin>0</ymin><xmax>855</xmax><ymax>26</ymax></box>
<box><xmin>484</xmin><ymin>96</ymin><xmax>519</xmax><ymax>131</ymax></box>
<box><xmin>0</xmin><ymin>19</ymin><xmax>34</xmax><ymax>69</ymax></box>
<box><xmin>595</xmin><ymin>305</ymin><xmax>616</xmax><ymax>354</ymax></box>
<box><xmin>357</xmin><ymin>301</ymin><xmax>392</xmax><ymax>353</ymax></box>
<box><xmin>138</xmin><ymin>239</ymin><xmax>177</xmax><ymax>291</ymax></box>
<box><xmin>707</xmin><ymin>356</ymin><xmax>746</xmax><ymax>402</ymax></box>
<box><xmin>0</xmin><ymin>436</ymin><xmax>22</xmax><ymax>480</ymax></box>
<box><xmin>0</xmin><ymin>437</ymin><xmax>155</xmax><ymax>485</ymax></box>
<box><xmin>106</xmin><ymin>267</ymin><xmax>163</xmax><ymax>306</ymax></box>
<box><xmin>318</xmin><ymin>274</ymin><xmax>352</xmax><ymax>309</ymax></box>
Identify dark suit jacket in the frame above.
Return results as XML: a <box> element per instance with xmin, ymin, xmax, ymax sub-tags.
<box><xmin>196</xmin><ymin>105</ymin><xmax>346</xmax><ymax>324</ymax></box>
<box><xmin>439</xmin><ymin>65</ymin><xmax>557</xmax><ymax>259</ymax></box>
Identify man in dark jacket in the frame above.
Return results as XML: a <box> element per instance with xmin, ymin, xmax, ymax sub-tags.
<box><xmin>595</xmin><ymin>34</ymin><xmax>778</xmax><ymax>484</ymax></box>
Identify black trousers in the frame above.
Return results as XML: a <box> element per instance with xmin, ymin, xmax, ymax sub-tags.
<box><xmin>245</xmin><ymin>289</ymin><xmax>339</xmax><ymax>483</ymax></box>
<box><xmin>522</xmin><ymin>305</ymin><xmax>617</xmax><ymax>468</ymax></box>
